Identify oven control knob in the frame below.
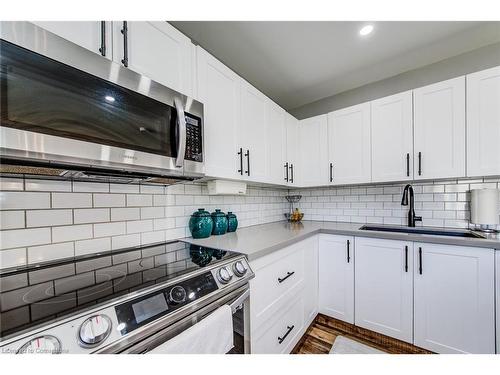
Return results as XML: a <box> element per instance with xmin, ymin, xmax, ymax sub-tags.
<box><xmin>232</xmin><ymin>261</ymin><xmax>248</xmax><ymax>277</ymax></box>
<box><xmin>78</xmin><ymin>314</ymin><xmax>112</xmax><ymax>348</ymax></box>
<box><xmin>18</xmin><ymin>335</ymin><xmax>62</xmax><ymax>354</ymax></box>
<box><xmin>168</xmin><ymin>285</ymin><xmax>187</xmax><ymax>305</ymax></box>
<box><xmin>217</xmin><ymin>266</ymin><xmax>233</xmax><ymax>284</ymax></box>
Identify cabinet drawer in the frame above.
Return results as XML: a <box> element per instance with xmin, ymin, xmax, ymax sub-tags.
<box><xmin>251</xmin><ymin>295</ymin><xmax>305</xmax><ymax>354</ymax></box>
<box><xmin>250</xmin><ymin>244</ymin><xmax>305</xmax><ymax>327</ymax></box>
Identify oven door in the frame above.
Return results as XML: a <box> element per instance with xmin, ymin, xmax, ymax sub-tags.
<box><xmin>116</xmin><ymin>286</ymin><xmax>250</xmax><ymax>354</ymax></box>
<box><xmin>0</xmin><ymin>27</ymin><xmax>203</xmax><ymax>177</ymax></box>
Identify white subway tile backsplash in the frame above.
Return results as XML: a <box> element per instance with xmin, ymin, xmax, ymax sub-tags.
<box><xmin>140</xmin><ymin>185</ymin><xmax>164</xmax><ymax>194</ymax></box>
<box><xmin>52</xmin><ymin>224</ymin><xmax>92</xmax><ymax>243</ymax></box>
<box><xmin>1</xmin><ymin>228</ymin><xmax>51</xmax><ymax>249</ymax></box>
<box><xmin>25</xmin><ymin>179</ymin><xmax>71</xmax><ymax>192</ymax></box>
<box><xmin>140</xmin><ymin>207</ymin><xmax>165</xmax><ymax>219</ymax></box>
<box><xmin>26</xmin><ymin>209</ymin><xmax>73</xmax><ymax>227</ymax></box>
<box><xmin>110</xmin><ymin>183</ymin><xmax>140</xmax><ymax>193</ymax></box>
<box><xmin>75</xmin><ymin>237</ymin><xmax>111</xmax><ymax>256</ymax></box>
<box><xmin>111</xmin><ymin>207</ymin><xmax>140</xmax><ymax>222</ymax></box>
<box><xmin>94</xmin><ymin>193</ymin><xmax>125</xmax><ymax>207</ymax></box>
<box><xmin>0</xmin><ymin>211</ymin><xmax>25</xmax><ymax>230</ymax></box>
<box><xmin>126</xmin><ymin>220</ymin><xmax>153</xmax><ymax>234</ymax></box>
<box><xmin>28</xmin><ymin>242</ymin><xmax>74</xmax><ymax>264</ymax></box>
<box><xmin>73</xmin><ymin>181</ymin><xmax>110</xmax><ymax>193</ymax></box>
<box><xmin>0</xmin><ymin>178</ymin><xmax>24</xmax><ymax>191</ymax></box>
<box><xmin>93</xmin><ymin>222</ymin><xmax>126</xmax><ymax>238</ymax></box>
<box><xmin>52</xmin><ymin>193</ymin><xmax>92</xmax><ymax>208</ymax></box>
<box><xmin>141</xmin><ymin>231</ymin><xmax>165</xmax><ymax>245</ymax></box>
<box><xmin>111</xmin><ymin>234</ymin><xmax>141</xmax><ymax>250</ymax></box>
<box><xmin>0</xmin><ymin>192</ymin><xmax>50</xmax><ymax>209</ymax></box>
<box><xmin>74</xmin><ymin>208</ymin><xmax>110</xmax><ymax>224</ymax></box>
<box><xmin>0</xmin><ymin>247</ymin><xmax>27</xmax><ymax>268</ymax></box>
<box><xmin>127</xmin><ymin>194</ymin><xmax>152</xmax><ymax>207</ymax></box>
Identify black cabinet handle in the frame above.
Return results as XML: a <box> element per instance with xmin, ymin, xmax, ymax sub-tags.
<box><xmin>278</xmin><ymin>271</ymin><xmax>294</xmax><ymax>283</ymax></box>
<box><xmin>406</xmin><ymin>153</ymin><xmax>410</xmax><ymax>177</ymax></box>
<box><xmin>237</xmin><ymin>148</ymin><xmax>243</xmax><ymax>175</ymax></box>
<box><xmin>121</xmin><ymin>21</ymin><xmax>129</xmax><ymax>67</ymax></box>
<box><xmin>289</xmin><ymin>164</ymin><xmax>294</xmax><ymax>183</ymax></box>
<box><xmin>330</xmin><ymin>163</ymin><xmax>333</xmax><ymax>183</ymax></box>
<box><xmin>418</xmin><ymin>247</ymin><xmax>423</xmax><ymax>275</ymax></box>
<box><xmin>346</xmin><ymin>240</ymin><xmax>351</xmax><ymax>263</ymax></box>
<box><xmin>278</xmin><ymin>325</ymin><xmax>295</xmax><ymax>344</ymax></box>
<box><xmin>284</xmin><ymin>162</ymin><xmax>289</xmax><ymax>182</ymax></box>
<box><xmin>418</xmin><ymin>152</ymin><xmax>422</xmax><ymax>176</ymax></box>
<box><xmin>405</xmin><ymin>245</ymin><xmax>409</xmax><ymax>272</ymax></box>
<box><xmin>244</xmin><ymin>149</ymin><xmax>250</xmax><ymax>176</ymax></box>
<box><xmin>99</xmin><ymin>21</ymin><xmax>106</xmax><ymax>56</ymax></box>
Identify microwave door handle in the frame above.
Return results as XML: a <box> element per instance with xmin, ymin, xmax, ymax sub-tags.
<box><xmin>174</xmin><ymin>98</ymin><xmax>187</xmax><ymax>168</ymax></box>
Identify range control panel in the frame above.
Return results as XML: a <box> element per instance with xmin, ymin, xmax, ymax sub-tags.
<box><xmin>185</xmin><ymin>115</ymin><xmax>203</xmax><ymax>162</ymax></box>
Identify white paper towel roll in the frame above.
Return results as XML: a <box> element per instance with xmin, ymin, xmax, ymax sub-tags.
<box><xmin>470</xmin><ymin>189</ymin><xmax>500</xmax><ymax>225</ymax></box>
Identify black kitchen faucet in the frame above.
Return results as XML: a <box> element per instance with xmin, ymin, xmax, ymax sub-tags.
<box><xmin>401</xmin><ymin>184</ymin><xmax>422</xmax><ymax>227</ymax></box>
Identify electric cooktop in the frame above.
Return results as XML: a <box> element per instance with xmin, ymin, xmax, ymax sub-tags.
<box><xmin>0</xmin><ymin>241</ymin><xmax>239</xmax><ymax>339</ymax></box>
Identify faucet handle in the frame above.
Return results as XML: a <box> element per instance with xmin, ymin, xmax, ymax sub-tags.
<box><xmin>414</xmin><ymin>215</ymin><xmax>422</xmax><ymax>223</ymax></box>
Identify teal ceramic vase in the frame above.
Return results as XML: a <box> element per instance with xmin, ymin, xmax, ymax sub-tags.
<box><xmin>188</xmin><ymin>208</ymin><xmax>213</xmax><ymax>239</ymax></box>
<box><xmin>227</xmin><ymin>212</ymin><xmax>238</xmax><ymax>232</ymax></box>
<box><xmin>211</xmin><ymin>209</ymin><xmax>228</xmax><ymax>235</ymax></box>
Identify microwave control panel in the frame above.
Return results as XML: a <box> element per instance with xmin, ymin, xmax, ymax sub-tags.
<box><xmin>185</xmin><ymin>115</ymin><xmax>203</xmax><ymax>162</ymax></box>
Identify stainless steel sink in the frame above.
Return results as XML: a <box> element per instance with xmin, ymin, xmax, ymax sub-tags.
<box><xmin>359</xmin><ymin>225</ymin><xmax>485</xmax><ymax>239</ymax></box>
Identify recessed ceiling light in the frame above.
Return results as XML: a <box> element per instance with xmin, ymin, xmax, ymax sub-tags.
<box><xmin>359</xmin><ymin>25</ymin><xmax>374</xmax><ymax>36</ymax></box>
<box><xmin>105</xmin><ymin>95</ymin><xmax>115</xmax><ymax>102</ymax></box>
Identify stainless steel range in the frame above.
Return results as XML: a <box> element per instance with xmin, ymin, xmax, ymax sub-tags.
<box><xmin>0</xmin><ymin>241</ymin><xmax>253</xmax><ymax>354</ymax></box>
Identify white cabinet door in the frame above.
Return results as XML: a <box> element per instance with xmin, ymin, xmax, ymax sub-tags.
<box><xmin>239</xmin><ymin>81</ymin><xmax>268</xmax><ymax>183</ymax></box>
<box><xmin>285</xmin><ymin>113</ymin><xmax>299</xmax><ymax>186</ymax></box>
<box><xmin>266</xmin><ymin>101</ymin><xmax>287</xmax><ymax>185</ymax></box>
<box><xmin>413</xmin><ymin>77</ymin><xmax>466</xmax><ymax>179</ymax></box>
<box><xmin>32</xmin><ymin>21</ymin><xmax>112</xmax><ymax>59</ymax></box>
<box><xmin>196</xmin><ymin>47</ymin><xmax>241</xmax><ymax>180</ymax></box>
<box><xmin>303</xmin><ymin>237</ymin><xmax>319</xmax><ymax>326</ymax></box>
<box><xmin>298</xmin><ymin>115</ymin><xmax>328</xmax><ymax>187</ymax></box>
<box><xmin>113</xmin><ymin>21</ymin><xmax>194</xmax><ymax>97</ymax></box>
<box><xmin>318</xmin><ymin>234</ymin><xmax>354</xmax><ymax>323</ymax></box>
<box><xmin>327</xmin><ymin>103</ymin><xmax>371</xmax><ymax>185</ymax></box>
<box><xmin>355</xmin><ymin>237</ymin><xmax>413</xmax><ymax>343</ymax></box>
<box><xmin>467</xmin><ymin>66</ymin><xmax>500</xmax><ymax>177</ymax></box>
<box><xmin>414</xmin><ymin>243</ymin><xmax>495</xmax><ymax>354</ymax></box>
<box><xmin>371</xmin><ymin>91</ymin><xmax>413</xmax><ymax>182</ymax></box>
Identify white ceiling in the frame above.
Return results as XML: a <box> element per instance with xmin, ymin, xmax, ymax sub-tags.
<box><xmin>171</xmin><ymin>21</ymin><xmax>500</xmax><ymax>110</ymax></box>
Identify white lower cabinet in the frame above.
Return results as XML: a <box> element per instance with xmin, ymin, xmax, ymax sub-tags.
<box><xmin>318</xmin><ymin>234</ymin><xmax>354</xmax><ymax>323</ymax></box>
<box><xmin>414</xmin><ymin>243</ymin><xmax>495</xmax><ymax>354</ymax></box>
<box><xmin>249</xmin><ymin>237</ymin><xmax>317</xmax><ymax>353</ymax></box>
<box><xmin>354</xmin><ymin>237</ymin><xmax>413</xmax><ymax>342</ymax></box>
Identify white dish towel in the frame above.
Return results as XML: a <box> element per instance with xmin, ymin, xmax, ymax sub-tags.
<box><xmin>149</xmin><ymin>305</ymin><xmax>234</xmax><ymax>354</ymax></box>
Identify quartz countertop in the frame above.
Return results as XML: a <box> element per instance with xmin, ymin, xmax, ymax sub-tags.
<box><xmin>183</xmin><ymin>221</ymin><xmax>500</xmax><ymax>261</ymax></box>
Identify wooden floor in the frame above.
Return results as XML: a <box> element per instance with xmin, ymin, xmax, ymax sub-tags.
<box><xmin>292</xmin><ymin>314</ymin><xmax>432</xmax><ymax>354</ymax></box>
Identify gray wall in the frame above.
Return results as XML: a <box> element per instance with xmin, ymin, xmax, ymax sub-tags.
<box><xmin>290</xmin><ymin>42</ymin><xmax>500</xmax><ymax>120</ymax></box>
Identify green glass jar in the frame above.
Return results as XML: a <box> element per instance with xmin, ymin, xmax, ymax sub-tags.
<box><xmin>188</xmin><ymin>208</ymin><xmax>213</xmax><ymax>239</ymax></box>
<box><xmin>226</xmin><ymin>212</ymin><xmax>238</xmax><ymax>232</ymax></box>
<box><xmin>211</xmin><ymin>209</ymin><xmax>228</xmax><ymax>235</ymax></box>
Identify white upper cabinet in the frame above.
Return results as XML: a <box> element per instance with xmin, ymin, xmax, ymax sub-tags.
<box><xmin>31</xmin><ymin>21</ymin><xmax>113</xmax><ymax>59</ymax></box>
<box><xmin>239</xmin><ymin>81</ymin><xmax>269</xmax><ymax>183</ymax></box>
<box><xmin>113</xmin><ymin>21</ymin><xmax>195</xmax><ymax>97</ymax></box>
<box><xmin>413</xmin><ymin>77</ymin><xmax>466</xmax><ymax>180</ymax></box>
<box><xmin>371</xmin><ymin>91</ymin><xmax>413</xmax><ymax>182</ymax></box>
<box><xmin>266</xmin><ymin>101</ymin><xmax>287</xmax><ymax>185</ymax></box>
<box><xmin>285</xmin><ymin>113</ymin><xmax>299</xmax><ymax>186</ymax></box>
<box><xmin>318</xmin><ymin>234</ymin><xmax>354</xmax><ymax>324</ymax></box>
<box><xmin>196</xmin><ymin>47</ymin><xmax>241</xmax><ymax>180</ymax></box>
<box><xmin>298</xmin><ymin>115</ymin><xmax>328</xmax><ymax>187</ymax></box>
<box><xmin>414</xmin><ymin>243</ymin><xmax>495</xmax><ymax>354</ymax></box>
<box><xmin>466</xmin><ymin>66</ymin><xmax>500</xmax><ymax>177</ymax></box>
<box><xmin>327</xmin><ymin>103</ymin><xmax>371</xmax><ymax>185</ymax></box>
<box><xmin>355</xmin><ymin>237</ymin><xmax>413</xmax><ymax>343</ymax></box>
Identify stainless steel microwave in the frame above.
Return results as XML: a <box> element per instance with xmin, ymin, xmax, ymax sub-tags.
<box><xmin>0</xmin><ymin>22</ymin><xmax>204</xmax><ymax>184</ymax></box>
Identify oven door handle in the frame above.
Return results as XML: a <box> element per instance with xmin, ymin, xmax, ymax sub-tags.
<box><xmin>229</xmin><ymin>288</ymin><xmax>249</xmax><ymax>313</ymax></box>
<box><xmin>174</xmin><ymin>97</ymin><xmax>187</xmax><ymax>168</ymax></box>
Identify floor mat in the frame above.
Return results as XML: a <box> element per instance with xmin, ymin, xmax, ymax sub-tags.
<box><xmin>329</xmin><ymin>336</ymin><xmax>386</xmax><ymax>354</ymax></box>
